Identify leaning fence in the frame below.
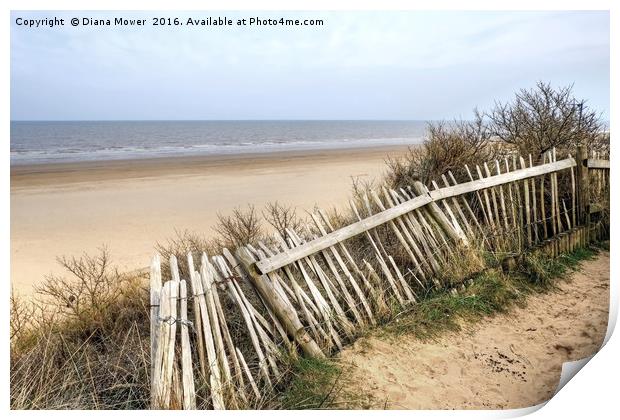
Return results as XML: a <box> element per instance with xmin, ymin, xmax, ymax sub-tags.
<box><xmin>149</xmin><ymin>145</ymin><xmax>609</xmax><ymax>409</ymax></box>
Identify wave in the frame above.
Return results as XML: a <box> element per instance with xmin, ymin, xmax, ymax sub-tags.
<box><xmin>10</xmin><ymin>136</ymin><xmax>423</xmax><ymax>165</ymax></box>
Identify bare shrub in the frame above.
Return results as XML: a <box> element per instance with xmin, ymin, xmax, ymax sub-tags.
<box><xmin>35</xmin><ymin>248</ymin><xmax>134</xmax><ymax>324</ymax></box>
<box><xmin>386</xmin><ymin>113</ymin><xmax>500</xmax><ymax>188</ymax></box>
<box><xmin>213</xmin><ymin>205</ymin><xmax>263</xmax><ymax>249</ymax></box>
<box><xmin>155</xmin><ymin>229</ymin><xmax>216</xmax><ymax>279</ymax></box>
<box><xmin>487</xmin><ymin>82</ymin><xmax>605</xmax><ymax>157</ymax></box>
<box><xmin>11</xmin><ymin>249</ymin><xmax>150</xmax><ymax>409</ymax></box>
<box><xmin>263</xmin><ymin>201</ymin><xmax>304</xmax><ymax>238</ymax></box>
<box><xmin>10</xmin><ymin>291</ymin><xmax>35</xmax><ymax>343</ymax></box>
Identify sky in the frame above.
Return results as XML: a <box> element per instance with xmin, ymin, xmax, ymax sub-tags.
<box><xmin>10</xmin><ymin>10</ymin><xmax>610</xmax><ymax>121</ymax></box>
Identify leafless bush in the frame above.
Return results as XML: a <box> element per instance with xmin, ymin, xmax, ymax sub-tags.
<box><xmin>487</xmin><ymin>82</ymin><xmax>605</xmax><ymax>157</ymax></box>
<box><xmin>155</xmin><ymin>229</ymin><xmax>216</xmax><ymax>279</ymax></box>
<box><xmin>263</xmin><ymin>201</ymin><xmax>304</xmax><ymax>239</ymax></box>
<box><xmin>34</xmin><ymin>248</ymin><xmax>135</xmax><ymax>324</ymax></box>
<box><xmin>213</xmin><ymin>205</ymin><xmax>263</xmax><ymax>249</ymax></box>
<box><xmin>11</xmin><ymin>249</ymin><xmax>150</xmax><ymax>409</ymax></box>
<box><xmin>10</xmin><ymin>291</ymin><xmax>35</xmax><ymax>343</ymax></box>
<box><xmin>386</xmin><ymin>113</ymin><xmax>500</xmax><ymax>188</ymax></box>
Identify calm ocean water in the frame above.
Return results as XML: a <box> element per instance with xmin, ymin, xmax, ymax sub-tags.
<box><xmin>10</xmin><ymin>120</ymin><xmax>427</xmax><ymax>165</ymax></box>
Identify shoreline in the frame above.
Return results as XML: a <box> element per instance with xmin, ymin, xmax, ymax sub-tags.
<box><xmin>11</xmin><ymin>144</ymin><xmax>411</xmax><ymax>190</ymax></box>
<box><xmin>11</xmin><ymin>144</ymin><xmax>410</xmax><ymax>295</ymax></box>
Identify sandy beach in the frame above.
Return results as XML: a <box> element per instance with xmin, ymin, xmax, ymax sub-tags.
<box><xmin>11</xmin><ymin>145</ymin><xmax>408</xmax><ymax>295</ymax></box>
<box><xmin>338</xmin><ymin>251</ymin><xmax>610</xmax><ymax>409</ymax></box>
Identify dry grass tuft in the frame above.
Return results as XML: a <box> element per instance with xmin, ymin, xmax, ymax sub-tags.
<box><xmin>10</xmin><ymin>249</ymin><xmax>150</xmax><ymax>409</ymax></box>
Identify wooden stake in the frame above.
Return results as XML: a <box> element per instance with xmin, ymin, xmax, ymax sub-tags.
<box><xmin>529</xmin><ymin>155</ymin><xmax>539</xmax><ymax>243</ymax></box>
<box><xmin>179</xmin><ymin>280</ymin><xmax>196</xmax><ymax>409</ymax></box>
<box><xmin>484</xmin><ymin>162</ymin><xmax>501</xmax><ymax>228</ymax></box>
<box><xmin>150</xmin><ymin>255</ymin><xmax>162</xmax><ymax>407</ymax></box>
<box><xmin>539</xmin><ymin>154</ymin><xmax>548</xmax><ymax>239</ymax></box>
<box><xmin>519</xmin><ymin>157</ymin><xmax>532</xmax><ymax>247</ymax></box>
<box><xmin>494</xmin><ymin>161</ymin><xmax>509</xmax><ymax>231</ymax></box>
<box><xmin>411</xmin><ymin>181</ymin><xmax>469</xmax><ymax>246</ymax></box>
<box><xmin>186</xmin><ymin>254</ymin><xmax>207</xmax><ymax>380</ymax></box>
<box><xmin>237</xmin><ymin>247</ymin><xmax>325</xmax><ymax>359</ymax></box>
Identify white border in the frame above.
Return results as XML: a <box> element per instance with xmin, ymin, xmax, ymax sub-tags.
<box><xmin>2</xmin><ymin>1</ymin><xmax>616</xmax><ymax>419</ymax></box>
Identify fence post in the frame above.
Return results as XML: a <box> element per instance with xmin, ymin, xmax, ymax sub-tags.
<box><xmin>575</xmin><ymin>146</ymin><xmax>590</xmax><ymax>232</ymax></box>
<box><xmin>150</xmin><ymin>255</ymin><xmax>162</xmax><ymax>408</ymax></box>
<box><xmin>236</xmin><ymin>247</ymin><xmax>326</xmax><ymax>359</ymax></box>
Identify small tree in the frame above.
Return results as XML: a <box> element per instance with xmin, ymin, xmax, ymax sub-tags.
<box><xmin>487</xmin><ymin>82</ymin><xmax>605</xmax><ymax>158</ymax></box>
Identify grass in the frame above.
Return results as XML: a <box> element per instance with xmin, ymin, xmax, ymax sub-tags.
<box><xmin>384</xmin><ymin>245</ymin><xmax>599</xmax><ymax>340</ymax></box>
<box><xmin>10</xmin><ymin>249</ymin><xmax>151</xmax><ymax>410</ymax></box>
<box><xmin>277</xmin><ymin>244</ymin><xmax>602</xmax><ymax>409</ymax></box>
<box><xmin>278</xmin><ymin>358</ymin><xmax>344</xmax><ymax>409</ymax></box>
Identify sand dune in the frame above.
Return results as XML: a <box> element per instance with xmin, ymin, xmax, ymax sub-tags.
<box><xmin>338</xmin><ymin>252</ymin><xmax>610</xmax><ymax>409</ymax></box>
<box><xmin>11</xmin><ymin>146</ymin><xmax>408</xmax><ymax>295</ymax></box>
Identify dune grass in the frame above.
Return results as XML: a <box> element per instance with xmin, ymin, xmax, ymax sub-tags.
<box><xmin>277</xmin><ymin>244</ymin><xmax>601</xmax><ymax>409</ymax></box>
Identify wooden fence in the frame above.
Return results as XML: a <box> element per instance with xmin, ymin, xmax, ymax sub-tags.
<box><xmin>149</xmin><ymin>146</ymin><xmax>609</xmax><ymax>409</ymax></box>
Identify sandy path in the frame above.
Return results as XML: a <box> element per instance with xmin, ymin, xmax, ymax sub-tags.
<box><xmin>11</xmin><ymin>146</ymin><xmax>407</xmax><ymax>295</ymax></box>
<box><xmin>338</xmin><ymin>252</ymin><xmax>610</xmax><ymax>409</ymax></box>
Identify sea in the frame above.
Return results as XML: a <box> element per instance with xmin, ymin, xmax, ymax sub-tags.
<box><xmin>10</xmin><ymin>120</ymin><xmax>428</xmax><ymax>166</ymax></box>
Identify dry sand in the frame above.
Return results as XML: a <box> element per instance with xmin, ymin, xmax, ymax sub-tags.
<box><xmin>338</xmin><ymin>251</ymin><xmax>610</xmax><ymax>409</ymax></box>
<box><xmin>11</xmin><ymin>146</ymin><xmax>408</xmax><ymax>295</ymax></box>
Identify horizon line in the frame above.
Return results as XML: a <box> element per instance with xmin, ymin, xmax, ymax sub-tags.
<box><xmin>10</xmin><ymin>118</ymin><xmax>439</xmax><ymax>123</ymax></box>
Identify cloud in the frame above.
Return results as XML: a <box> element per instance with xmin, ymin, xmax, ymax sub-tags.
<box><xmin>10</xmin><ymin>10</ymin><xmax>609</xmax><ymax>120</ymax></box>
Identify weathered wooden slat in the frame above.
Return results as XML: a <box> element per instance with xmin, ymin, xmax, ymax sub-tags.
<box><xmin>529</xmin><ymin>155</ymin><xmax>539</xmax><ymax>243</ymax></box>
<box><xmin>588</xmin><ymin>159</ymin><xmax>610</xmax><ymax>169</ymax></box>
<box><xmin>284</xmin><ymin>237</ymin><xmax>342</xmax><ymax>351</ymax></box>
<box><xmin>190</xmin><ymin>269</ymin><xmax>225</xmax><ymax>409</ymax></box>
<box><xmin>494</xmin><ymin>161</ymin><xmax>509</xmax><ymax>231</ymax></box>
<box><xmin>186</xmin><ymin>254</ymin><xmax>207</xmax><ymax>380</ymax></box>
<box><xmin>371</xmin><ymin>190</ymin><xmax>428</xmax><ymax>277</ymax></box>
<box><xmin>315</xmin><ymin>205</ymin><xmax>366</xmax><ymax>323</ymax></box>
<box><xmin>512</xmin><ymin>156</ymin><xmax>524</xmax><ymax>250</ymax></box>
<box><xmin>403</xmin><ymin>186</ymin><xmax>449</xmax><ymax>254</ymax></box>
<box><xmin>389</xmin><ymin>189</ymin><xmax>442</xmax><ymax>273</ymax></box>
<box><xmin>539</xmin><ymin>156</ymin><xmax>548</xmax><ymax>239</ymax></box>
<box><xmin>235</xmin><ymin>347</ymin><xmax>261</xmax><ymax>402</ymax></box>
<box><xmin>412</xmin><ymin>181</ymin><xmax>469</xmax><ymax>246</ymax></box>
<box><xmin>220</xmin><ymin>252</ymin><xmax>281</xmax><ymax>381</ymax></box>
<box><xmin>372</xmin><ymin>190</ymin><xmax>425</xmax><ymax>266</ymax></box>
<box><xmin>162</xmin><ymin>280</ymin><xmax>179</xmax><ymax>407</ymax></box>
<box><xmin>317</xmin><ymin>209</ymin><xmax>380</xmax><ymax>298</ymax></box>
<box><xmin>562</xmin><ymin>200</ymin><xmax>572</xmax><ymax>231</ymax></box>
<box><xmin>179</xmin><ymin>280</ymin><xmax>196</xmax><ymax>409</ymax></box>
<box><xmin>431</xmin><ymin>180</ymin><xmax>469</xmax><ymax>240</ymax></box>
<box><xmin>352</xmin><ymin>196</ymin><xmax>408</xmax><ymax>304</ymax></box>
<box><xmin>287</xmin><ymin>229</ymin><xmax>355</xmax><ymax>338</ymax></box>
<box><xmin>219</xmin><ymin>260</ymin><xmax>272</xmax><ymax>387</ymax></box>
<box><xmin>551</xmin><ymin>150</ymin><xmax>564</xmax><ymax>233</ymax></box>
<box><xmin>504</xmin><ymin>159</ymin><xmax>518</xmax><ymax>231</ymax></box>
<box><xmin>520</xmin><ymin>157</ymin><xmax>532</xmax><ymax>246</ymax></box>
<box><xmin>152</xmin><ymin>280</ymin><xmax>169</xmax><ymax>408</ymax></box>
<box><xmin>440</xmin><ymin>175</ymin><xmax>475</xmax><ymax>238</ymax></box>
<box><xmin>200</xmin><ymin>256</ymin><xmax>232</xmax><ymax>387</ymax></box>
<box><xmin>484</xmin><ymin>162</ymin><xmax>501</xmax><ymax>228</ymax></box>
<box><xmin>149</xmin><ymin>255</ymin><xmax>162</xmax><ymax>406</ymax></box>
<box><xmin>237</xmin><ymin>247</ymin><xmax>326</xmax><ymax>359</ymax></box>
<box><xmin>465</xmin><ymin>164</ymin><xmax>492</xmax><ymax>228</ymax></box>
<box><xmin>476</xmin><ymin>164</ymin><xmax>496</xmax><ymax>229</ymax></box>
<box><xmin>446</xmin><ymin>172</ymin><xmax>478</xmax><ymax>231</ymax></box>
<box><xmin>311</xmin><ymin>213</ymin><xmax>375</xmax><ymax>325</ymax></box>
<box><xmin>209</xmin><ymin>257</ymin><xmax>252</xmax><ymax>404</ymax></box>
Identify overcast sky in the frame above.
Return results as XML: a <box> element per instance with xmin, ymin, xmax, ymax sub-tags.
<box><xmin>10</xmin><ymin>10</ymin><xmax>609</xmax><ymax>121</ymax></box>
